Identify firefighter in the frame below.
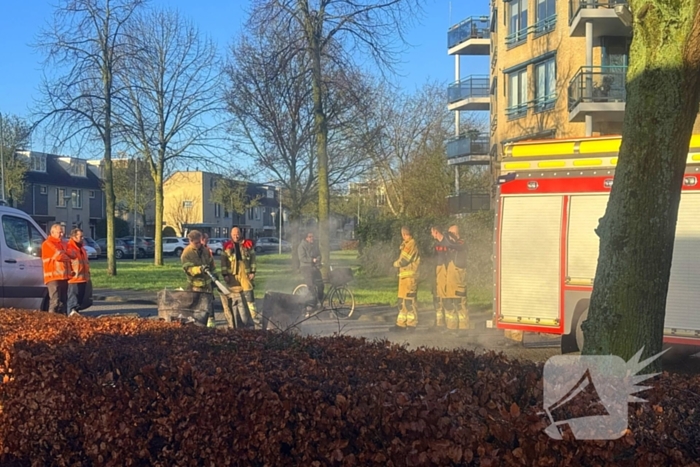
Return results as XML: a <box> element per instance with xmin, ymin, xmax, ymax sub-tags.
<box><xmin>431</xmin><ymin>225</ymin><xmax>450</xmax><ymax>328</ymax></box>
<box><xmin>66</xmin><ymin>227</ymin><xmax>90</xmax><ymax>317</ymax></box>
<box><xmin>447</xmin><ymin>224</ymin><xmax>469</xmax><ymax>330</ymax></box>
<box><xmin>181</xmin><ymin>230</ymin><xmax>217</xmax><ymax>293</ymax></box>
<box><xmin>221</xmin><ymin>226</ymin><xmax>258</xmax><ymax>328</ymax></box>
<box><xmin>392</xmin><ymin>226</ymin><xmax>420</xmax><ymax>330</ymax></box>
<box><xmin>41</xmin><ymin>223</ymin><xmax>75</xmax><ymax>314</ymax></box>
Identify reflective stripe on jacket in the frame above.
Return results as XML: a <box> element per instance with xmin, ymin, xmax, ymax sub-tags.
<box><xmin>67</xmin><ymin>240</ymin><xmax>90</xmax><ymax>283</ymax></box>
<box><xmin>41</xmin><ymin>237</ymin><xmax>73</xmax><ymax>283</ymax></box>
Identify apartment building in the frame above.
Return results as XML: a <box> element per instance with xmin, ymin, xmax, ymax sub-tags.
<box><xmin>163</xmin><ymin>171</ymin><xmax>285</xmax><ymax>239</ymax></box>
<box><xmin>14</xmin><ymin>151</ymin><xmax>105</xmax><ymax>238</ymax></box>
<box><xmin>448</xmin><ymin>0</ymin><xmax>700</xmax><ymax>183</ymax></box>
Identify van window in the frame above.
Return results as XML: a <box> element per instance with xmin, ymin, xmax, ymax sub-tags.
<box><xmin>2</xmin><ymin>215</ymin><xmax>45</xmax><ymax>257</ymax></box>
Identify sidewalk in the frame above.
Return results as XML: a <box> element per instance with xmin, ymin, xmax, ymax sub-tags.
<box><xmin>92</xmin><ymin>288</ymin><xmax>159</xmax><ymax>304</ymax></box>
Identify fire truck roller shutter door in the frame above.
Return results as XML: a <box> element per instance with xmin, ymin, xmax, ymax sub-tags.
<box><xmin>567</xmin><ymin>195</ymin><xmax>610</xmax><ymax>284</ymax></box>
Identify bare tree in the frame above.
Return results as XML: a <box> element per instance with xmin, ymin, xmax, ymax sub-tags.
<box><xmin>248</xmin><ymin>0</ymin><xmax>426</xmax><ymax>278</ymax></box>
<box><xmin>582</xmin><ymin>1</ymin><xmax>700</xmax><ymax>370</ymax></box>
<box><xmin>164</xmin><ymin>192</ymin><xmax>201</xmax><ymax>237</ymax></box>
<box><xmin>362</xmin><ymin>82</ymin><xmax>475</xmax><ymax>217</ymax></box>
<box><xmin>112</xmin><ymin>156</ymin><xmax>155</xmax><ymax>229</ymax></box>
<box><xmin>116</xmin><ymin>8</ymin><xmax>223</xmax><ymax>265</ymax></box>
<box><xmin>33</xmin><ymin>0</ymin><xmax>146</xmax><ymax>276</ymax></box>
<box><xmin>0</xmin><ymin>113</ymin><xmax>32</xmax><ymax>206</ymax></box>
<box><xmin>224</xmin><ymin>28</ymin><xmax>372</xmax><ymax>262</ymax></box>
<box><xmin>209</xmin><ymin>177</ymin><xmax>260</xmax><ymax>219</ymax></box>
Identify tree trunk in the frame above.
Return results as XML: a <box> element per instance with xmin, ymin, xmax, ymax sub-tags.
<box><xmin>154</xmin><ymin>162</ymin><xmax>164</xmax><ymax>266</ymax></box>
<box><xmin>582</xmin><ymin>2</ymin><xmax>700</xmax><ymax>370</ymax></box>
<box><xmin>307</xmin><ymin>20</ymin><xmax>331</xmax><ymax>280</ymax></box>
<box><xmin>104</xmin><ymin>104</ymin><xmax>117</xmax><ymax>276</ymax></box>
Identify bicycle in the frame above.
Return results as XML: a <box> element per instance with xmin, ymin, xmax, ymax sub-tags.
<box><xmin>292</xmin><ymin>265</ymin><xmax>356</xmax><ymax>319</ymax></box>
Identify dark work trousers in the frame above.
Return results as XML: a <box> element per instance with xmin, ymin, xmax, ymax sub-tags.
<box><xmin>47</xmin><ymin>280</ymin><xmax>69</xmax><ymax>315</ymax></box>
<box><xmin>300</xmin><ymin>266</ymin><xmax>324</xmax><ymax>307</ymax></box>
<box><xmin>67</xmin><ymin>282</ymin><xmax>87</xmax><ymax>313</ymax></box>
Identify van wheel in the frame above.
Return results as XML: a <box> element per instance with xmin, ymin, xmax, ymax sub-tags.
<box><xmin>174</xmin><ymin>247</ymin><xmax>183</xmax><ymax>257</ymax></box>
<box><xmin>575</xmin><ymin>308</ymin><xmax>589</xmax><ymax>352</ymax></box>
<box><xmin>115</xmin><ymin>249</ymin><xmax>124</xmax><ymax>259</ymax></box>
<box><xmin>215</xmin><ymin>248</ymin><xmax>222</xmax><ymax>256</ymax></box>
<box><xmin>561</xmin><ymin>300</ymin><xmax>588</xmax><ymax>354</ymax></box>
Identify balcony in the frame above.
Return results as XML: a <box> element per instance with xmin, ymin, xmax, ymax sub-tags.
<box><xmin>446</xmin><ymin>133</ymin><xmax>490</xmax><ymax>165</ymax></box>
<box><xmin>568</xmin><ymin>66</ymin><xmax>626</xmax><ymax>122</ymax></box>
<box><xmin>448</xmin><ymin>76</ymin><xmax>490</xmax><ymax>111</ymax></box>
<box><xmin>448</xmin><ymin>16</ymin><xmax>490</xmax><ymax>55</ymax></box>
<box><xmin>569</xmin><ymin>0</ymin><xmax>632</xmax><ymax>37</ymax></box>
<box><xmin>447</xmin><ymin>192</ymin><xmax>491</xmax><ymax>215</ymax></box>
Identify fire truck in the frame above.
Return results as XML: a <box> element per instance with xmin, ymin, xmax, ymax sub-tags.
<box><xmin>492</xmin><ymin>135</ymin><xmax>700</xmax><ymax>354</ymax></box>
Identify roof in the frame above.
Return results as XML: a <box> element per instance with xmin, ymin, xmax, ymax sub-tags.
<box><xmin>24</xmin><ymin>153</ymin><xmax>103</xmax><ymax>190</ymax></box>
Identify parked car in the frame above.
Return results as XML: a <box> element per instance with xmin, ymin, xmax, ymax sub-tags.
<box><xmin>84</xmin><ymin>244</ymin><xmax>98</xmax><ymax>260</ymax></box>
<box><xmin>253</xmin><ymin>237</ymin><xmax>291</xmax><ymax>254</ymax></box>
<box><xmin>0</xmin><ymin>205</ymin><xmax>49</xmax><ymax>310</ymax></box>
<box><xmin>83</xmin><ymin>237</ymin><xmax>101</xmax><ymax>257</ymax></box>
<box><xmin>119</xmin><ymin>236</ymin><xmax>155</xmax><ymax>258</ymax></box>
<box><xmin>96</xmin><ymin>238</ymin><xmax>134</xmax><ymax>260</ymax></box>
<box><xmin>207</xmin><ymin>238</ymin><xmax>226</xmax><ymax>256</ymax></box>
<box><xmin>162</xmin><ymin>237</ymin><xmax>189</xmax><ymax>256</ymax></box>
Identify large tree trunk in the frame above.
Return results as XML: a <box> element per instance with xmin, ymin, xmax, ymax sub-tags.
<box><xmin>104</xmin><ymin>99</ymin><xmax>117</xmax><ymax>276</ymax></box>
<box><xmin>582</xmin><ymin>2</ymin><xmax>700</xmax><ymax>370</ymax></box>
<box><xmin>307</xmin><ymin>17</ymin><xmax>331</xmax><ymax>280</ymax></box>
<box><xmin>154</xmin><ymin>168</ymin><xmax>164</xmax><ymax>266</ymax></box>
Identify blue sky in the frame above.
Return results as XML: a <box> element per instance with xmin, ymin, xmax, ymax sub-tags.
<box><xmin>0</xmin><ymin>0</ymin><xmax>487</xmax><ymax>153</ymax></box>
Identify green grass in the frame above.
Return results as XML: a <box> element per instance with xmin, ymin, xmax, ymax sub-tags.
<box><xmin>90</xmin><ymin>250</ymin><xmax>492</xmax><ymax>308</ymax></box>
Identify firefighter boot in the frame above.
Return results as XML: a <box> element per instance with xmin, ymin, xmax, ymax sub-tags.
<box><xmin>244</xmin><ymin>290</ymin><xmax>261</xmax><ymax>329</ymax></box>
<box><xmin>405</xmin><ymin>298</ymin><xmax>417</xmax><ymax>329</ymax></box>
<box><xmin>444</xmin><ymin>298</ymin><xmax>459</xmax><ymax>330</ymax></box>
<box><xmin>395</xmin><ymin>299</ymin><xmax>408</xmax><ymax>329</ymax></box>
<box><xmin>435</xmin><ymin>298</ymin><xmax>446</xmax><ymax>327</ymax></box>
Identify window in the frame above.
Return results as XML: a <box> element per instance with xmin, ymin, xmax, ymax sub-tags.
<box><xmin>70</xmin><ymin>159</ymin><xmax>87</xmax><ymax>177</ymax></box>
<box><xmin>57</xmin><ymin>188</ymin><xmax>68</xmax><ymax>207</ymax></box>
<box><xmin>222</xmin><ymin>227</ymin><xmax>228</xmax><ymax>237</ymax></box>
<box><xmin>507</xmin><ymin>0</ymin><xmax>528</xmax><ymax>46</ymax></box>
<box><xmin>183</xmin><ymin>200</ymin><xmax>193</xmax><ymax>209</ymax></box>
<box><xmin>535</xmin><ymin>58</ymin><xmax>556</xmax><ymax>112</ymax></box>
<box><xmin>214</xmin><ymin>228</ymin><xmax>220</xmax><ymax>237</ymax></box>
<box><xmin>214</xmin><ymin>203</ymin><xmax>221</xmax><ymax>218</ymax></box>
<box><xmin>254</xmin><ymin>207</ymin><xmax>261</xmax><ymax>221</ymax></box>
<box><xmin>267</xmin><ymin>189</ymin><xmax>274</xmax><ymax>199</ymax></box>
<box><xmin>89</xmin><ymin>190</ymin><xmax>95</xmax><ymax>199</ymax></box>
<box><xmin>535</xmin><ymin>0</ymin><xmax>556</xmax><ymax>34</ymax></box>
<box><xmin>2</xmin><ymin>215</ymin><xmax>44</xmax><ymax>257</ymax></box>
<box><xmin>71</xmin><ymin>189</ymin><xmax>82</xmax><ymax>209</ymax></box>
<box><xmin>39</xmin><ymin>186</ymin><xmax>47</xmax><ymax>195</ymax></box>
<box><xmin>247</xmin><ymin>207</ymin><xmax>253</xmax><ymax>219</ymax></box>
<box><xmin>507</xmin><ymin>68</ymin><xmax>528</xmax><ymax>119</ymax></box>
<box><xmin>30</xmin><ymin>154</ymin><xmax>46</xmax><ymax>172</ymax></box>
<box><xmin>224</xmin><ymin>209</ymin><xmax>229</xmax><ymax>218</ymax></box>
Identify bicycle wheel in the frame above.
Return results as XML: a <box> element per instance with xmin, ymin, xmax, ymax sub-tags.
<box><xmin>293</xmin><ymin>284</ymin><xmax>312</xmax><ymax>300</ymax></box>
<box><xmin>330</xmin><ymin>285</ymin><xmax>355</xmax><ymax>319</ymax></box>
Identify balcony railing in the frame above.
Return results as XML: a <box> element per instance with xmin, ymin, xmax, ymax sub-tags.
<box><xmin>447</xmin><ymin>192</ymin><xmax>491</xmax><ymax>215</ymax></box>
<box><xmin>447</xmin><ymin>76</ymin><xmax>490</xmax><ymax>104</ymax></box>
<box><xmin>568</xmin><ymin>66</ymin><xmax>627</xmax><ymax>111</ymax></box>
<box><xmin>446</xmin><ymin>134</ymin><xmax>490</xmax><ymax>159</ymax></box>
<box><xmin>569</xmin><ymin>0</ymin><xmax>628</xmax><ymax>24</ymax></box>
<box><xmin>505</xmin><ymin>15</ymin><xmax>557</xmax><ymax>46</ymax></box>
<box><xmin>448</xmin><ymin>16</ymin><xmax>490</xmax><ymax>49</ymax></box>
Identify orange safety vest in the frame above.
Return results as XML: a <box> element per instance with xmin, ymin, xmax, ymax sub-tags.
<box><xmin>66</xmin><ymin>240</ymin><xmax>90</xmax><ymax>284</ymax></box>
<box><xmin>41</xmin><ymin>237</ymin><xmax>73</xmax><ymax>284</ymax></box>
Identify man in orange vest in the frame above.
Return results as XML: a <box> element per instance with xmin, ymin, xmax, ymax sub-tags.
<box><xmin>66</xmin><ymin>227</ymin><xmax>91</xmax><ymax>317</ymax></box>
<box><xmin>41</xmin><ymin>223</ymin><xmax>75</xmax><ymax>314</ymax></box>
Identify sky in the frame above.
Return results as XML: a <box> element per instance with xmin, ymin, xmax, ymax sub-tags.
<box><xmin>0</xmin><ymin>0</ymin><xmax>487</xmax><ymax>154</ymax></box>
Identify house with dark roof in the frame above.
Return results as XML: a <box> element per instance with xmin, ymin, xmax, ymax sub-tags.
<box><xmin>15</xmin><ymin>151</ymin><xmax>105</xmax><ymax>238</ymax></box>
<box><xmin>163</xmin><ymin>171</ymin><xmax>285</xmax><ymax>239</ymax></box>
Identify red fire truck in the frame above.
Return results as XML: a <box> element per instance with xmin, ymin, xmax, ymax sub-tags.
<box><xmin>492</xmin><ymin>135</ymin><xmax>700</xmax><ymax>354</ymax></box>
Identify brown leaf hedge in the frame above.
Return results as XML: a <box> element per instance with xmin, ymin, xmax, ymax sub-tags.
<box><xmin>0</xmin><ymin>309</ymin><xmax>699</xmax><ymax>466</ymax></box>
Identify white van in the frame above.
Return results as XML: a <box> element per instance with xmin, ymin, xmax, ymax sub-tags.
<box><xmin>0</xmin><ymin>204</ymin><xmax>48</xmax><ymax>310</ymax></box>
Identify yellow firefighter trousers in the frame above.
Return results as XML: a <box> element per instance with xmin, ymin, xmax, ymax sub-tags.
<box><xmin>436</xmin><ymin>263</ymin><xmax>469</xmax><ymax>330</ymax></box>
<box><xmin>397</xmin><ymin>276</ymin><xmax>418</xmax><ymax>328</ymax></box>
<box><xmin>225</xmin><ymin>269</ymin><xmax>259</xmax><ymax>327</ymax></box>
<box><xmin>435</xmin><ymin>264</ymin><xmax>448</xmax><ymax>327</ymax></box>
